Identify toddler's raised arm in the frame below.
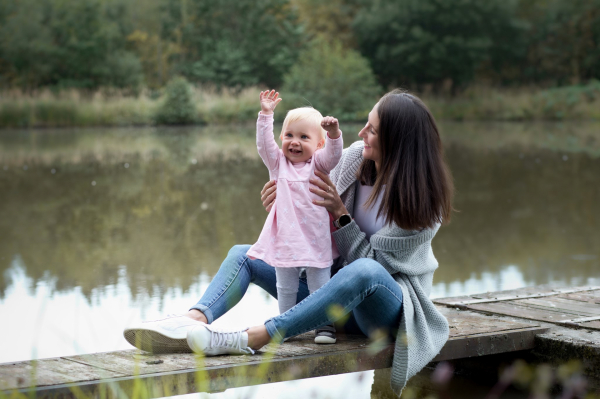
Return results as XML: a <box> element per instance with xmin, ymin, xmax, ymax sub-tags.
<box><xmin>314</xmin><ymin>116</ymin><xmax>343</xmax><ymax>173</ymax></box>
<box><xmin>256</xmin><ymin>90</ymin><xmax>283</xmax><ymax>177</ymax></box>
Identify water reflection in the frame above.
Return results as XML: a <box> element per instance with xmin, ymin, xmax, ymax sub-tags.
<box><xmin>0</xmin><ymin>255</ymin><xmax>278</xmax><ymax>363</ymax></box>
<box><xmin>0</xmin><ymin>122</ymin><xmax>599</xmax><ymax>366</ymax></box>
<box><xmin>435</xmin><ymin>143</ymin><xmax>600</xmax><ymax>286</ymax></box>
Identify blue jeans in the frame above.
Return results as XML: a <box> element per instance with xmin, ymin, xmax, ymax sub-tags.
<box><xmin>191</xmin><ymin>245</ymin><xmax>403</xmax><ymax>340</ymax></box>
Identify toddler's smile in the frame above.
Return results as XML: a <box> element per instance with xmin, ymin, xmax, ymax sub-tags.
<box><xmin>280</xmin><ymin>118</ymin><xmax>325</xmax><ymax>163</ymax></box>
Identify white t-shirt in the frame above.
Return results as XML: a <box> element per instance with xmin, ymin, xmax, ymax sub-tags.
<box><xmin>353</xmin><ymin>182</ymin><xmax>386</xmax><ymax>240</ymax></box>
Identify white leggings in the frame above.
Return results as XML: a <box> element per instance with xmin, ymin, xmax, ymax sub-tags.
<box><xmin>275</xmin><ymin>267</ymin><xmax>331</xmax><ymax>314</ymax></box>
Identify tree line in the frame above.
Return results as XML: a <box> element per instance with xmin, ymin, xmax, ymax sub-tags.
<box><xmin>0</xmin><ymin>0</ymin><xmax>598</xmax><ymax>93</ymax></box>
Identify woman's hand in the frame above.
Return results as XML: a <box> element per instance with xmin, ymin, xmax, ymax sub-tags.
<box><xmin>309</xmin><ymin>170</ymin><xmax>349</xmax><ymax>219</ymax></box>
<box><xmin>260</xmin><ymin>180</ymin><xmax>277</xmax><ymax>212</ymax></box>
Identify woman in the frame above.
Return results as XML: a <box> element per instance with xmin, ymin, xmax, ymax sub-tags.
<box><xmin>124</xmin><ymin>89</ymin><xmax>454</xmax><ymax>394</ymax></box>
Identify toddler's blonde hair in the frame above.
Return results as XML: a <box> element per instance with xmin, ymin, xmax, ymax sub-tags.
<box><xmin>281</xmin><ymin>107</ymin><xmax>327</xmax><ymax>141</ymax></box>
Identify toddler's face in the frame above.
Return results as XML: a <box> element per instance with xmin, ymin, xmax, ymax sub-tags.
<box><xmin>280</xmin><ymin>119</ymin><xmax>325</xmax><ymax>163</ymax></box>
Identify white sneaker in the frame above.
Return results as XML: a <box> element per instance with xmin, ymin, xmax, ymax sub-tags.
<box><xmin>187</xmin><ymin>323</ymin><xmax>255</xmax><ymax>356</ymax></box>
<box><xmin>123</xmin><ymin>314</ymin><xmax>202</xmax><ymax>353</ymax></box>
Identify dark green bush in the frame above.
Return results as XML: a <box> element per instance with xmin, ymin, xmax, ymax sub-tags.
<box><xmin>154</xmin><ymin>77</ymin><xmax>197</xmax><ymax>125</ymax></box>
<box><xmin>281</xmin><ymin>37</ymin><xmax>382</xmax><ymax>122</ymax></box>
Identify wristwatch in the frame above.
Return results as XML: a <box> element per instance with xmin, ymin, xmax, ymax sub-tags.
<box><xmin>333</xmin><ymin>214</ymin><xmax>352</xmax><ymax>229</ymax></box>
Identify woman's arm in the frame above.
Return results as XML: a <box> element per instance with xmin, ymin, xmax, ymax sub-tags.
<box><xmin>333</xmin><ymin>221</ymin><xmax>439</xmax><ymax>276</ymax></box>
<box><xmin>310</xmin><ymin>170</ymin><xmax>439</xmax><ymax>276</ymax></box>
<box><xmin>309</xmin><ymin>170</ymin><xmax>349</xmax><ymax>219</ymax></box>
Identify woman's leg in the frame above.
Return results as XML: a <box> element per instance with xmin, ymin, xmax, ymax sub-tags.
<box><xmin>125</xmin><ymin>245</ymin><xmax>312</xmax><ymax>353</ymax></box>
<box><xmin>261</xmin><ymin>258</ymin><xmax>403</xmax><ymax>343</ymax></box>
<box><xmin>189</xmin><ymin>245</ymin><xmax>310</xmax><ymax>324</ymax></box>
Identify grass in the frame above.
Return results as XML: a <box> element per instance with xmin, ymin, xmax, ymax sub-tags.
<box><xmin>1</xmin><ymin>82</ymin><xmax>600</xmax><ymax>129</ymax></box>
<box><xmin>425</xmin><ymin>81</ymin><xmax>600</xmax><ymax>122</ymax></box>
<box><xmin>195</xmin><ymin>86</ymin><xmax>260</xmax><ymax>124</ymax></box>
<box><xmin>0</xmin><ymin>89</ymin><xmax>157</xmax><ymax>128</ymax></box>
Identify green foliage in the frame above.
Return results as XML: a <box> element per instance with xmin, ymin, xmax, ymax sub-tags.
<box><xmin>291</xmin><ymin>0</ymin><xmax>361</xmax><ymax>48</ymax></box>
<box><xmin>353</xmin><ymin>0</ymin><xmax>525</xmax><ymax>89</ymax></box>
<box><xmin>516</xmin><ymin>0</ymin><xmax>600</xmax><ymax>85</ymax></box>
<box><xmin>162</xmin><ymin>0</ymin><xmax>302</xmax><ymax>90</ymax></box>
<box><xmin>0</xmin><ymin>92</ymin><xmax>156</xmax><ymax>128</ymax></box>
<box><xmin>534</xmin><ymin>80</ymin><xmax>600</xmax><ymax>120</ymax></box>
<box><xmin>0</xmin><ymin>103</ymin><xmax>32</xmax><ymax>128</ymax></box>
<box><xmin>100</xmin><ymin>52</ymin><xmax>145</xmax><ymax>93</ymax></box>
<box><xmin>0</xmin><ymin>0</ymin><xmax>143</xmax><ymax>90</ymax></box>
<box><xmin>34</xmin><ymin>101</ymin><xmax>82</xmax><ymax>127</ymax></box>
<box><xmin>1</xmin><ymin>0</ymin><xmax>600</xmax><ymax>124</ymax></box>
<box><xmin>154</xmin><ymin>77</ymin><xmax>197</xmax><ymax>125</ymax></box>
<box><xmin>197</xmin><ymin>89</ymin><xmax>259</xmax><ymax>125</ymax></box>
<box><xmin>423</xmin><ymin>81</ymin><xmax>600</xmax><ymax>121</ymax></box>
<box><xmin>282</xmin><ymin>37</ymin><xmax>382</xmax><ymax>121</ymax></box>
<box><xmin>2</xmin><ymin>0</ymin><xmax>600</xmax><ymax>96</ymax></box>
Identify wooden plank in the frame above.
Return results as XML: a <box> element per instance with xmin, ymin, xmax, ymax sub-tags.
<box><xmin>438</xmin><ymin>307</ymin><xmax>539</xmax><ymax>338</ymax></box>
<box><xmin>434</xmin><ymin>326</ymin><xmax>549</xmax><ymax>362</ymax></box>
<box><xmin>436</xmin><ymin>307</ymin><xmax>549</xmax><ymax>361</ymax></box>
<box><xmin>542</xmin><ymin>296</ymin><xmax>600</xmax><ymax>312</ymax></box>
<box><xmin>565</xmin><ymin>315</ymin><xmax>600</xmax><ymax>323</ymax></box>
<box><xmin>442</xmin><ymin>288</ymin><xmax>600</xmax><ymax>328</ymax></box>
<box><xmin>433</xmin><ymin>285</ymin><xmax>559</xmax><ymax>306</ymax></box>
<box><xmin>65</xmin><ymin>351</ymin><xmax>198</xmax><ymax>376</ymax></box>
<box><xmin>516</xmin><ymin>297</ymin><xmax>600</xmax><ymax>316</ymax></box>
<box><xmin>0</xmin><ymin>307</ymin><xmax>549</xmax><ymax>399</ymax></box>
<box><xmin>553</xmin><ymin>286</ymin><xmax>600</xmax><ymax>294</ymax></box>
<box><xmin>435</xmin><ymin>286</ymin><xmax>600</xmax><ymax>307</ymax></box>
<box><xmin>561</xmin><ymin>315</ymin><xmax>600</xmax><ymax>330</ymax></box>
<box><xmin>470</xmin><ymin>286</ymin><xmax>558</xmax><ymax>299</ymax></box>
<box><xmin>466</xmin><ymin>301</ymin><xmax>578</xmax><ymax>323</ymax></box>
<box><xmin>0</xmin><ymin>358</ymin><xmax>124</xmax><ymax>390</ymax></box>
<box><xmin>2</xmin><ymin>340</ymin><xmax>395</xmax><ymax>399</ymax></box>
<box><xmin>65</xmin><ymin>333</ymin><xmax>373</xmax><ymax>377</ymax></box>
<box><xmin>558</xmin><ymin>291</ymin><xmax>600</xmax><ymax>304</ymax></box>
<box><xmin>574</xmin><ymin>320</ymin><xmax>600</xmax><ymax>330</ymax></box>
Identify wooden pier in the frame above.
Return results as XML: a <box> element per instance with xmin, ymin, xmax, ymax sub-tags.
<box><xmin>2</xmin><ymin>285</ymin><xmax>600</xmax><ymax>398</ymax></box>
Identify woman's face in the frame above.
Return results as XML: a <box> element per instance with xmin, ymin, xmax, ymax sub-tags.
<box><xmin>358</xmin><ymin>104</ymin><xmax>381</xmax><ymax>166</ymax></box>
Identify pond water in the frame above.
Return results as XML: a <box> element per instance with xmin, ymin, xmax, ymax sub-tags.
<box><xmin>1</xmin><ymin>121</ymin><xmax>599</xmax><ymax>398</ymax></box>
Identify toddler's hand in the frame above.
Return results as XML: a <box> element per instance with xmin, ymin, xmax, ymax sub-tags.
<box><xmin>260</xmin><ymin>90</ymin><xmax>282</xmax><ymax>115</ymax></box>
<box><xmin>321</xmin><ymin>116</ymin><xmax>341</xmax><ymax>139</ymax></box>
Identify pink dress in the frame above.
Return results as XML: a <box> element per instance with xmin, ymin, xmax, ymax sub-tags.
<box><xmin>247</xmin><ymin>113</ymin><xmax>343</xmax><ymax>268</ymax></box>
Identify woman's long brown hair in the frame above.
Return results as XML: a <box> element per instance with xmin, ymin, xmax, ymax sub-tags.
<box><xmin>357</xmin><ymin>89</ymin><xmax>454</xmax><ymax>231</ymax></box>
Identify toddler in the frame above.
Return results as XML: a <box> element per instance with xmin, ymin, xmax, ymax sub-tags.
<box><xmin>247</xmin><ymin>90</ymin><xmax>343</xmax><ymax>344</ymax></box>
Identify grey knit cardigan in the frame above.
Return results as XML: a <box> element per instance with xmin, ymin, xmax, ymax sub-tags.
<box><xmin>330</xmin><ymin>141</ymin><xmax>449</xmax><ymax>395</ymax></box>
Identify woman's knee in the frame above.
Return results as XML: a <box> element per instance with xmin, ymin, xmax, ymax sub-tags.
<box><xmin>226</xmin><ymin>244</ymin><xmax>251</xmax><ymax>260</ymax></box>
<box><xmin>338</xmin><ymin>258</ymin><xmax>388</xmax><ymax>286</ymax></box>
<box><xmin>220</xmin><ymin>245</ymin><xmax>252</xmax><ymax>272</ymax></box>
